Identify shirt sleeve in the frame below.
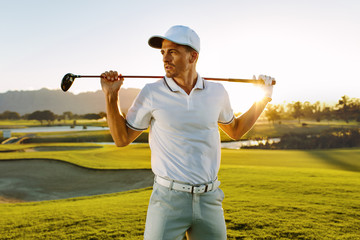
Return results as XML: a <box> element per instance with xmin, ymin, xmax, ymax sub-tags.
<box><xmin>126</xmin><ymin>84</ymin><xmax>153</xmax><ymax>131</ymax></box>
<box><xmin>218</xmin><ymin>86</ymin><xmax>234</xmax><ymax>124</ymax></box>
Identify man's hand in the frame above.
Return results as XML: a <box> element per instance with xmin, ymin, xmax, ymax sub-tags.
<box><xmin>100</xmin><ymin>70</ymin><xmax>142</xmax><ymax>147</ymax></box>
<box><xmin>254</xmin><ymin>74</ymin><xmax>274</xmax><ymax>101</ymax></box>
<box><xmin>100</xmin><ymin>70</ymin><xmax>124</xmax><ymax>96</ymax></box>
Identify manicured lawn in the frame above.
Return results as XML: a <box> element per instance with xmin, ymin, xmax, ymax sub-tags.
<box><xmin>2</xmin><ymin>119</ymin><xmax>359</xmax><ymax>143</ymax></box>
<box><xmin>0</xmin><ymin>144</ymin><xmax>359</xmax><ymax>239</ymax></box>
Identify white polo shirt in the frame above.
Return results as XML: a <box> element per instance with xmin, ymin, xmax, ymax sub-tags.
<box><xmin>126</xmin><ymin>74</ymin><xmax>234</xmax><ymax>184</ymax></box>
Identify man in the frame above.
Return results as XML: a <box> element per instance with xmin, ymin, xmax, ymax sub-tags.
<box><xmin>100</xmin><ymin>25</ymin><xmax>274</xmax><ymax>240</ymax></box>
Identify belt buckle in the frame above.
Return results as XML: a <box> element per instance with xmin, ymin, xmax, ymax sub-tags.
<box><xmin>191</xmin><ymin>184</ymin><xmax>209</xmax><ymax>194</ymax></box>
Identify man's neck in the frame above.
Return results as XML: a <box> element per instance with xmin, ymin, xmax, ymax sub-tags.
<box><xmin>172</xmin><ymin>71</ymin><xmax>198</xmax><ymax>95</ymax></box>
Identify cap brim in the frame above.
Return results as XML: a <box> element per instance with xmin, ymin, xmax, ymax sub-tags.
<box><xmin>148</xmin><ymin>35</ymin><xmax>165</xmax><ymax>49</ymax></box>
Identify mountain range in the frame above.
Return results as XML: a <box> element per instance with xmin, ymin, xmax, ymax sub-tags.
<box><xmin>0</xmin><ymin>88</ymin><xmax>141</xmax><ymax>115</ymax></box>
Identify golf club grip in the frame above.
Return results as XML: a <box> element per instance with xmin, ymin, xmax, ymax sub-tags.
<box><xmin>78</xmin><ymin>75</ymin><xmax>276</xmax><ymax>85</ymax></box>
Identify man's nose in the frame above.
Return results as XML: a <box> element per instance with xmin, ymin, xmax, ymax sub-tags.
<box><xmin>163</xmin><ymin>52</ymin><xmax>171</xmax><ymax>62</ymax></box>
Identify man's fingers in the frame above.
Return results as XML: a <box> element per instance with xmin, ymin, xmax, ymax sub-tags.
<box><xmin>109</xmin><ymin>71</ymin><xmax>118</xmax><ymax>81</ymax></box>
<box><xmin>101</xmin><ymin>70</ymin><xmax>121</xmax><ymax>82</ymax></box>
<box><xmin>108</xmin><ymin>71</ymin><xmax>114</xmax><ymax>81</ymax></box>
<box><xmin>101</xmin><ymin>71</ymin><xmax>109</xmax><ymax>80</ymax></box>
<box><xmin>265</xmin><ymin>76</ymin><xmax>273</xmax><ymax>85</ymax></box>
<box><xmin>256</xmin><ymin>74</ymin><xmax>273</xmax><ymax>85</ymax></box>
<box><xmin>114</xmin><ymin>71</ymin><xmax>119</xmax><ymax>81</ymax></box>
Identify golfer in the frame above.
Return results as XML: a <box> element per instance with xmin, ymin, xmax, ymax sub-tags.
<box><xmin>101</xmin><ymin>25</ymin><xmax>274</xmax><ymax>240</ymax></box>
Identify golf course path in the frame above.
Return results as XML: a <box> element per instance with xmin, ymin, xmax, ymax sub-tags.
<box><xmin>0</xmin><ymin>159</ymin><xmax>154</xmax><ymax>202</ymax></box>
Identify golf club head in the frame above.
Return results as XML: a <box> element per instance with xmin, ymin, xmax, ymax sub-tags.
<box><xmin>61</xmin><ymin>73</ymin><xmax>77</xmax><ymax>92</ymax></box>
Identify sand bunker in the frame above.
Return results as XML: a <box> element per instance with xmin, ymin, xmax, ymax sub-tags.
<box><xmin>0</xmin><ymin>159</ymin><xmax>154</xmax><ymax>202</ymax></box>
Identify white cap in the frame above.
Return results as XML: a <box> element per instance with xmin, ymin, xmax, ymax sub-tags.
<box><xmin>148</xmin><ymin>25</ymin><xmax>200</xmax><ymax>53</ymax></box>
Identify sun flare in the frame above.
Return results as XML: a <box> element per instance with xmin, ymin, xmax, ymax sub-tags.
<box><xmin>223</xmin><ymin>83</ymin><xmax>265</xmax><ymax>114</ymax></box>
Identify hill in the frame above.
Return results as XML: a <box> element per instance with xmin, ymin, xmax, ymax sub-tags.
<box><xmin>0</xmin><ymin>88</ymin><xmax>140</xmax><ymax>115</ymax></box>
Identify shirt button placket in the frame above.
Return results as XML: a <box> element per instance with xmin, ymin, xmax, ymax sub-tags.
<box><xmin>187</xmin><ymin>92</ymin><xmax>195</xmax><ymax>111</ymax></box>
<box><xmin>187</xmin><ymin>96</ymin><xmax>191</xmax><ymax>111</ymax></box>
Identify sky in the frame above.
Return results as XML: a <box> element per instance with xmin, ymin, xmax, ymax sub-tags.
<box><xmin>1</xmin><ymin>0</ymin><xmax>359</xmax><ymax>113</ymax></box>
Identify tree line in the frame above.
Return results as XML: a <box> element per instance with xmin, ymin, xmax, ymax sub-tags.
<box><xmin>0</xmin><ymin>110</ymin><xmax>106</xmax><ymax>125</ymax></box>
<box><xmin>264</xmin><ymin>95</ymin><xmax>360</xmax><ymax>124</ymax></box>
<box><xmin>1</xmin><ymin>95</ymin><xmax>359</xmax><ymax>125</ymax></box>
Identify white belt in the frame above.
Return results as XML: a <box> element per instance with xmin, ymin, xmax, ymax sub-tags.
<box><xmin>155</xmin><ymin>175</ymin><xmax>220</xmax><ymax>194</ymax></box>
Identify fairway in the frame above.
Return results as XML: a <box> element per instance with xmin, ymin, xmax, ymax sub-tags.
<box><xmin>0</xmin><ymin>145</ymin><xmax>360</xmax><ymax>239</ymax></box>
<box><xmin>221</xmin><ymin>167</ymin><xmax>360</xmax><ymax>239</ymax></box>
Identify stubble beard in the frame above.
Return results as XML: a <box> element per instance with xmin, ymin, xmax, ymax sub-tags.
<box><xmin>165</xmin><ymin>68</ymin><xmax>178</xmax><ymax>79</ymax></box>
<box><xmin>166</xmin><ymin>72</ymin><xmax>176</xmax><ymax>78</ymax></box>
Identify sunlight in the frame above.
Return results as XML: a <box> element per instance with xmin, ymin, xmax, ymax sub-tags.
<box><xmin>223</xmin><ymin>82</ymin><xmax>265</xmax><ymax>114</ymax></box>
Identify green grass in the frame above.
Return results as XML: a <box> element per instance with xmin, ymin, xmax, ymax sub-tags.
<box><xmin>221</xmin><ymin>148</ymin><xmax>360</xmax><ymax>171</ymax></box>
<box><xmin>0</xmin><ymin>189</ymin><xmax>151</xmax><ymax>239</ymax></box>
<box><xmin>0</xmin><ymin>120</ymin><xmax>40</xmax><ymax>128</ymax></box>
<box><xmin>250</xmin><ymin>119</ymin><xmax>357</xmax><ymax>137</ymax></box>
<box><xmin>0</xmin><ymin>143</ymin><xmax>151</xmax><ymax>169</ymax></box>
<box><xmin>219</xmin><ymin>119</ymin><xmax>359</xmax><ymax>142</ymax></box>
<box><xmin>221</xmin><ymin>167</ymin><xmax>360</xmax><ymax>239</ymax></box>
<box><xmin>2</xmin><ymin>127</ymin><xmax>146</xmax><ymax>144</ymax></box>
<box><xmin>0</xmin><ymin>144</ymin><xmax>360</xmax><ymax>239</ymax></box>
<box><xmin>0</xmin><ymin>119</ymin><xmax>108</xmax><ymax>128</ymax></box>
<box><xmin>3</xmin><ymin>119</ymin><xmax>359</xmax><ymax>143</ymax></box>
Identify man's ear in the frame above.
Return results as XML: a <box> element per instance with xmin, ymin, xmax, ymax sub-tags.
<box><xmin>189</xmin><ymin>51</ymin><xmax>198</xmax><ymax>63</ymax></box>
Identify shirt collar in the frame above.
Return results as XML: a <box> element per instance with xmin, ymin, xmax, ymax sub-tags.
<box><xmin>164</xmin><ymin>74</ymin><xmax>205</xmax><ymax>92</ymax></box>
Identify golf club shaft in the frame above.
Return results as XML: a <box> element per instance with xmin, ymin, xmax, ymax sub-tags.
<box><xmin>76</xmin><ymin>75</ymin><xmax>276</xmax><ymax>85</ymax></box>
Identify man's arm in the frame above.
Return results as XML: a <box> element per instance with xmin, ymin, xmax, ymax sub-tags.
<box><xmin>219</xmin><ymin>97</ymin><xmax>271</xmax><ymax>140</ymax></box>
<box><xmin>101</xmin><ymin>70</ymin><xmax>143</xmax><ymax>147</ymax></box>
<box><xmin>219</xmin><ymin>74</ymin><xmax>274</xmax><ymax>141</ymax></box>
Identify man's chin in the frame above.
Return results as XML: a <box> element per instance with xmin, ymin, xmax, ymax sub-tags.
<box><xmin>165</xmin><ymin>72</ymin><xmax>176</xmax><ymax>78</ymax></box>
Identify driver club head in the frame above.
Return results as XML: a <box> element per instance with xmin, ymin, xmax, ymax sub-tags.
<box><xmin>61</xmin><ymin>73</ymin><xmax>77</xmax><ymax>92</ymax></box>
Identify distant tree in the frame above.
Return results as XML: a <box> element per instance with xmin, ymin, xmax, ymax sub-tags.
<box><xmin>0</xmin><ymin>111</ymin><xmax>20</xmax><ymax>120</ymax></box>
<box><xmin>56</xmin><ymin>117</ymin><xmax>62</xmax><ymax>123</ymax></box>
<box><xmin>348</xmin><ymin>98</ymin><xmax>360</xmax><ymax>122</ymax></box>
<box><xmin>302</xmin><ymin>101</ymin><xmax>314</xmax><ymax>119</ymax></box>
<box><xmin>336</xmin><ymin>95</ymin><xmax>351</xmax><ymax>123</ymax></box>
<box><xmin>313</xmin><ymin>101</ymin><xmax>322</xmax><ymax>122</ymax></box>
<box><xmin>289</xmin><ymin>101</ymin><xmax>304</xmax><ymax>123</ymax></box>
<box><xmin>82</xmin><ymin>113</ymin><xmax>101</xmax><ymax>120</ymax></box>
<box><xmin>99</xmin><ymin>112</ymin><xmax>107</xmax><ymax>119</ymax></box>
<box><xmin>59</xmin><ymin>111</ymin><xmax>74</xmax><ymax>124</ymax></box>
<box><xmin>265</xmin><ymin>104</ymin><xmax>281</xmax><ymax>125</ymax></box>
<box><xmin>322</xmin><ymin>106</ymin><xmax>333</xmax><ymax>124</ymax></box>
<box><xmin>21</xmin><ymin>113</ymin><xmax>30</xmax><ymax>120</ymax></box>
<box><xmin>63</xmin><ymin>111</ymin><xmax>74</xmax><ymax>120</ymax></box>
<box><xmin>73</xmin><ymin>114</ymin><xmax>81</xmax><ymax>120</ymax></box>
<box><xmin>27</xmin><ymin>111</ymin><xmax>42</xmax><ymax>124</ymax></box>
<box><xmin>42</xmin><ymin>110</ymin><xmax>56</xmax><ymax>125</ymax></box>
<box><xmin>28</xmin><ymin>110</ymin><xmax>56</xmax><ymax>125</ymax></box>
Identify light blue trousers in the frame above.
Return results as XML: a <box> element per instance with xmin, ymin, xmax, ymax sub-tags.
<box><xmin>144</xmin><ymin>182</ymin><xmax>227</xmax><ymax>240</ymax></box>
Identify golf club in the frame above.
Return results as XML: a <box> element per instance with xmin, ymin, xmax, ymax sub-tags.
<box><xmin>61</xmin><ymin>73</ymin><xmax>276</xmax><ymax>92</ymax></box>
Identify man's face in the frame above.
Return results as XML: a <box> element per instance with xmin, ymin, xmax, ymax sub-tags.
<box><xmin>161</xmin><ymin>40</ymin><xmax>193</xmax><ymax>79</ymax></box>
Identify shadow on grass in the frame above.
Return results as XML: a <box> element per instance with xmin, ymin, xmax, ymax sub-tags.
<box><xmin>306</xmin><ymin>150</ymin><xmax>360</xmax><ymax>172</ymax></box>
